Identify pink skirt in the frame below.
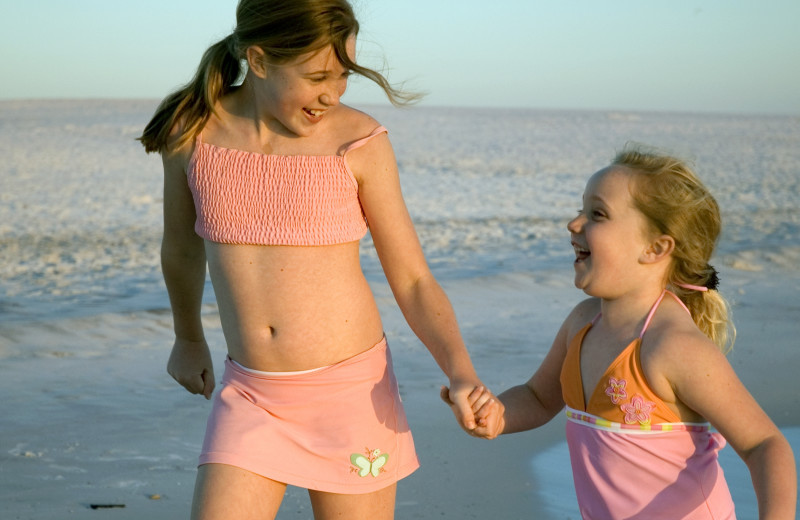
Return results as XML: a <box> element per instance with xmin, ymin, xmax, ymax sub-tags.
<box><xmin>199</xmin><ymin>337</ymin><xmax>419</xmax><ymax>494</ymax></box>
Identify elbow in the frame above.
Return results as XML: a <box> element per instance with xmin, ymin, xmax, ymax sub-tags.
<box><xmin>389</xmin><ymin>270</ymin><xmax>433</xmax><ymax>308</ymax></box>
<box><xmin>161</xmin><ymin>236</ymin><xmax>205</xmax><ymax>271</ymax></box>
<box><xmin>739</xmin><ymin>431</ymin><xmax>796</xmax><ymax>473</ymax></box>
<box><xmin>161</xmin><ymin>229</ymin><xmax>204</xmax><ymax>257</ymax></box>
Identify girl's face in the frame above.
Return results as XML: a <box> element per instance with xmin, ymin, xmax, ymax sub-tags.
<box><xmin>256</xmin><ymin>36</ymin><xmax>355</xmax><ymax>137</ymax></box>
<box><xmin>567</xmin><ymin>166</ymin><xmax>654</xmax><ymax>298</ymax></box>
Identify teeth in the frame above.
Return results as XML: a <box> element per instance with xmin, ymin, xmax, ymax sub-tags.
<box><xmin>307</xmin><ymin>109</ymin><xmax>322</xmax><ymax>117</ymax></box>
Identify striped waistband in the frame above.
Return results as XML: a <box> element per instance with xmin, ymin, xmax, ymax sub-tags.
<box><xmin>565</xmin><ymin>407</ymin><xmax>710</xmax><ymax>434</ymax></box>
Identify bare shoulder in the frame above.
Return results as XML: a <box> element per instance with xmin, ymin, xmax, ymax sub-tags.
<box><xmin>335</xmin><ymin>105</ymin><xmax>395</xmax><ymax>182</ymax></box>
<box><xmin>541</xmin><ymin>297</ymin><xmax>598</xmax><ymax>362</ymax></box>
<box><xmin>562</xmin><ymin>297</ymin><xmax>600</xmax><ymax>338</ymax></box>
<box><xmin>643</xmin><ymin>298</ymin><xmax>722</xmax><ymax>367</ymax></box>
<box><xmin>331</xmin><ymin>105</ymin><xmax>385</xmax><ymax>154</ymax></box>
<box><xmin>336</xmin><ymin>104</ymin><xmax>382</xmax><ymax>137</ymax></box>
<box><xmin>653</xmin><ymin>326</ymin><xmax>728</xmax><ymax>384</ymax></box>
<box><xmin>162</xmin><ymin>116</ymin><xmax>196</xmax><ymax>171</ymax></box>
<box><xmin>549</xmin><ymin>297</ymin><xmax>598</xmax><ymax>362</ymax></box>
<box><xmin>640</xmin><ymin>298</ymin><xmax>730</xmax><ymax>419</ymax></box>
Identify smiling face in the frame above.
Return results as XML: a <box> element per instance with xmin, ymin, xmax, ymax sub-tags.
<box><xmin>250</xmin><ymin>36</ymin><xmax>356</xmax><ymax>137</ymax></box>
<box><xmin>567</xmin><ymin>166</ymin><xmax>656</xmax><ymax>298</ymax></box>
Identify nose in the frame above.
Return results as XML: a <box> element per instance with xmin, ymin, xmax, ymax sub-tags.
<box><xmin>567</xmin><ymin>213</ymin><xmax>585</xmax><ymax>234</ymax></box>
<box><xmin>320</xmin><ymin>90</ymin><xmax>339</xmax><ymax>107</ymax></box>
<box><xmin>320</xmin><ymin>78</ymin><xmax>347</xmax><ymax>107</ymax></box>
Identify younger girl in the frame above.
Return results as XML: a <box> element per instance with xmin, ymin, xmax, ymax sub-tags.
<box><xmin>455</xmin><ymin>146</ymin><xmax>797</xmax><ymax>518</ymax></box>
<box><xmin>139</xmin><ymin>1</ymin><xmax>486</xmax><ymax>518</ymax></box>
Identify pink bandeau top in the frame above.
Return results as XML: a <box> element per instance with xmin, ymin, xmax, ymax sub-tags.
<box><xmin>187</xmin><ymin>126</ymin><xmax>387</xmax><ymax>246</ymax></box>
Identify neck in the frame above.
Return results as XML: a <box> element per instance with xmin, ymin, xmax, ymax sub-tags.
<box><xmin>598</xmin><ymin>285</ymin><xmax>665</xmax><ymax>335</ymax></box>
<box><xmin>237</xmin><ymin>78</ymin><xmax>297</xmax><ymax>140</ymax></box>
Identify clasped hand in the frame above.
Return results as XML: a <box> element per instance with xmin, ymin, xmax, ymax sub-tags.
<box><xmin>440</xmin><ymin>384</ymin><xmax>505</xmax><ymax>439</ymax></box>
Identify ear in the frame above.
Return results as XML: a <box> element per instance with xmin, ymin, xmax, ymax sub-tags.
<box><xmin>640</xmin><ymin>234</ymin><xmax>675</xmax><ymax>264</ymax></box>
<box><xmin>246</xmin><ymin>46</ymin><xmax>268</xmax><ymax>78</ymax></box>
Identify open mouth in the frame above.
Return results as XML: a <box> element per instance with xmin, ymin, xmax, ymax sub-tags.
<box><xmin>572</xmin><ymin>242</ymin><xmax>590</xmax><ymax>262</ymax></box>
<box><xmin>303</xmin><ymin>108</ymin><xmax>324</xmax><ymax>119</ymax></box>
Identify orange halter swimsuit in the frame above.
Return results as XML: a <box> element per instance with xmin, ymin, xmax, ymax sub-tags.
<box><xmin>558</xmin><ymin>290</ymin><xmax>735</xmax><ymax>519</ymax></box>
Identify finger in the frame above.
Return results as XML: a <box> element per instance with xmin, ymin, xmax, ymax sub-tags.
<box><xmin>474</xmin><ymin>428</ymin><xmax>498</xmax><ymax>440</ymax></box>
<box><xmin>471</xmin><ymin>391</ymin><xmax>493</xmax><ymax>412</ymax></box>
<box><xmin>466</xmin><ymin>386</ymin><xmax>486</xmax><ymax>406</ymax></box>
<box><xmin>440</xmin><ymin>385</ymin><xmax>454</xmax><ymax>405</ymax></box>
<box><xmin>201</xmin><ymin>369</ymin><xmax>215</xmax><ymax>400</ymax></box>
<box><xmin>475</xmin><ymin>399</ymin><xmax>500</xmax><ymax>427</ymax></box>
<box><xmin>453</xmin><ymin>397</ymin><xmax>477</xmax><ymax>430</ymax></box>
<box><xmin>474</xmin><ymin>396</ymin><xmax>497</xmax><ymax>416</ymax></box>
<box><xmin>180</xmin><ymin>374</ymin><xmax>205</xmax><ymax>395</ymax></box>
<box><xmin>469</xmin><ymin>424</ymin><xmax>493</xmax><ymax>439</ymax></box>
<box><xmin>470</xmin><ymin>426</ymin><xmax>489</xmax><ymax>438</ymax></box>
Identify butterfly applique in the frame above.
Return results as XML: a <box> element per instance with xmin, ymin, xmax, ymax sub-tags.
<box><xmin>350</xmin><ymin>448</ymin><xmax>389</xmax><ymax>478</ymax></box>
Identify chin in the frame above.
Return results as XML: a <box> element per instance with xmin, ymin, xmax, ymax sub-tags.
<box><xmin>290</xmin><ymin>125</ymin><xmax>315</xmax><ymax>138</ymax></box>
<box><xmin>572</xmin><ymin>270</ymin><xmax>587</xmax><ymax>289</ymax></box>
<box><xmin>574</xmin><ymin>279</ymin><xmax>599</xmax><ymax>297</ymax></box>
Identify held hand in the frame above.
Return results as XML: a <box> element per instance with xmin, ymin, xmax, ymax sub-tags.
<box><xmin>440</xmin><ymin>385</ymin><xmax>505</xmax><ymax>439</ymax></box>
<box><xmin>472</xmin><ymin>392</ymin><xmax>505</xmax><ymax>439</ymax></box>
<box><xmin>440</xmin><ymin>381</ymin><xmax>491</xmax><ymax>433</ymax></box>
<box><xmin>439</xmin><ymin>383</ymin><xmax>476</xmax><ymax>432</ymax></box>
<box><xmin>167</xmin><ymin>338</ymin><xmax>215</xmax><ymax>399</ymax></box>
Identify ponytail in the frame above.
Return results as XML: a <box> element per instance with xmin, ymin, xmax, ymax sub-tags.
<box><xmin>139</xmin><ymin>35</ymin><xmax>242</xmax><ymax>153</ymax></box>
<box><xmin>673</xmin><ymin>269</ymin><xmax>736</xmax><ymax>354</ymax></box>
<box><xmin>681</xmin><ymin>289</ymin><xmax>735</xmax><ymax>354</ymax></box>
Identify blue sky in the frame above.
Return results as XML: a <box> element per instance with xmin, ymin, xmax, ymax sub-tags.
<box><xmin>2</xmin><ymin>0</ymin><xmax>798</xmax><ymax>114</ymax></box>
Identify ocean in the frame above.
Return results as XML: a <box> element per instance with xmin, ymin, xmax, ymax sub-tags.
<box><xmin>1</xmin><ymin>100</ymin><xmax>798</xmax><ymax>320</ymax></box>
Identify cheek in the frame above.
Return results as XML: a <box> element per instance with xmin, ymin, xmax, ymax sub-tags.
<box><xmin>583</xmin><ymin>223</ymin><xmax>601</xmax><ymax>244</ymax></box>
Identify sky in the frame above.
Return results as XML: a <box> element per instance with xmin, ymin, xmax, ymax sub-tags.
<box><xmin>2</xmin><ymin>0</ymin><xmax>799</xmax><ymax>115</ymax></box>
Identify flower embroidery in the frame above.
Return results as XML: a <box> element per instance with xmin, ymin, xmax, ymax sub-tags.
<box><xmin>350</xmin><ymin>447</ymin><xmax>389</xmax><ymax>478</ymax></box>
<box><xmin>620</xmin><ymin>394</ymin><xmax>656</xmax><ymax>425</ymax></box>
<box><xmin>604</xmin><ymin>377</ymin><xmax>627</xmax><ymax>404</ymax></box>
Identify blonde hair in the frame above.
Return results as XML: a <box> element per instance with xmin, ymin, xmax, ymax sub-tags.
<box><xmin>613</xmin><ymin>144</ymin><xmax>736</xmax><ymax>353</ymax></box>
<box><xmin>139</xmin><ymin>0</ymin><xmax>419</xmax><ymax>153</ymax></box>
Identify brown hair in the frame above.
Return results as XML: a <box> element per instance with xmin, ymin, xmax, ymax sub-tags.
<box><xmin>613</xmin><ymin>144</ymin><xmax>736</xmax><ymax>353</ymax></box>
<box><xmin>139</xmin><ymin>0</ymin><xmax>419</xmax><ymax>153</ymax></box>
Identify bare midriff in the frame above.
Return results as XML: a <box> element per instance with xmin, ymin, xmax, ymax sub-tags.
<box><xmin>205</xmin><ymin>240</ymin><xmax>384</xmax><ymax>372</ymax></box>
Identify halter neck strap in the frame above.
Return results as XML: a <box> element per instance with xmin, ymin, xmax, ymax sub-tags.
<box><xmin>639</xmin><ymin>290</ymin><xmax>691</xmax><ymax>339</ymax></box>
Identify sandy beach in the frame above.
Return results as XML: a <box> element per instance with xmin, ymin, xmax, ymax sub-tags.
<box><xmin>2</xmin><ymin>268</ymin><xmax>799</xmax><ymax>519</ymax></box>
<box><xmin>1</xmin><ymin>100</ymin><xmax>798</xmax><ymax>518</ymax></box>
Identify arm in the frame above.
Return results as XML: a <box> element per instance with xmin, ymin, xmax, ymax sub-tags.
<box><xmin>470</xmin><ymin>302</ymin><xmax>592</xmax><ymax>439</ymax></box>
<box><xmin>352</xmin><ymin>132</ymin><xmax>482</xmax><ymax>430</ymax></box>
<box><xmin>660</xmin><ymin>333</ymin><xmax>797</xmax><ymax>519</ymax></box>
<box><xmin>493</xmin><ymin>311</ymin><xmax>571</xmax><ymax>436</ymax></box>
<box><xmin>160</xmin><ymin>144</ymin><xmax>214</xmax><ymax>399</ymax></box>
